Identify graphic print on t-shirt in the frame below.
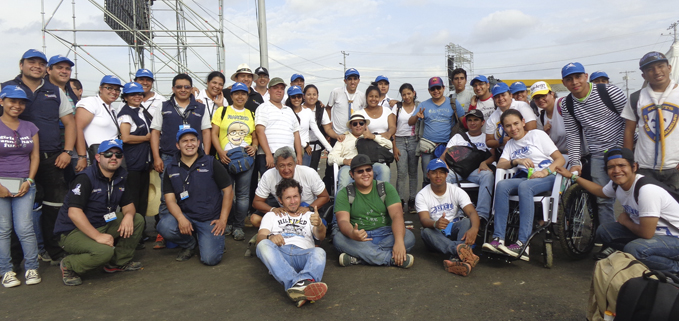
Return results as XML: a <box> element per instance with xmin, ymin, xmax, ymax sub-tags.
<box><xmin>641</xmin><ymin>102</ymin><xmax>679</xmax><ymax>141</ymax></box>
<box><xmin>278</xmin><ymin>215</ymin><xmax>309</xmax><ymax>239</ymax></box>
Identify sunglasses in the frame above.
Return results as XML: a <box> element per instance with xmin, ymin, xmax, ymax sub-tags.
<box><xmin>351</xmin><ymin>121</ymin><xmax>365</xmax><ymax>127</ymax></box>
<box><xmin>174</xmin><ymin>85</ymin><xmax>192</xmax><ymax>90</ymax></box>
<box><xmin>353</xmin><ymin>167</ymin><xmax>372</xmax><ymax>174</ymax></box>
<box><xmin>103</xmin><ymin>86</ymin><xmax>121</xmax><ymax>93</ymax></box>
<box><xmin>100</xmin><ymin>151</ymin><xmax>124</xmax><ymax>159</ymax></box>
<box><xmin>429</xmin><ymin>86</ymin><xmax>443</xmax><ymax>92</ymax></box>
<box><xmin>291</xmin><ymin>94</ymin><xmax>303</xmax><ymax>99</ymax></box>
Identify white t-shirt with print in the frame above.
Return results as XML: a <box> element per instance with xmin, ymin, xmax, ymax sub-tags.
<box><xmin>602</xmin><ymin>174</ymin><xmax>679</xmax><ymax>237</ymax></box>
<box><xmin>475</xmin><ymin>95</ymin><xmax>496</xmax><ymax>121</ymax></box>
<box><xmin>255</xmin><ymin>165</ymin><xmax>326</xmax><ymax>207</ymax></box>
<box><xmin>446</xmin><ymin>132</ymin><xmax>490</xmax><ymax>152</ymax></box>
<box><xmin>415</xmin><ymin>183</ymin><xmax>473</xmax><ymax>222</ymax></box>
<box><xmin>392</xmin><ymin>104</ymin><xmax>416</xmax><ymax>137</ymax></box>
<box><xmin>500</xmin><ymin>130</ymin><xmax>558</xmax><ymax>170</ymax></box>
<box><xmin>484</xmin><ymin>100</ymin><xmax>538</xmax><ymax>141</ymax></box>
<box><xmin>259</xmin><ymin>211</ymin><xmax>317</xmax><ymax>249</ymax></box>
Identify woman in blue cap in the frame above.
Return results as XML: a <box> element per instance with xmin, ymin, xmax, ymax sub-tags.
<box><xmin>0</xmin><ymin>86</ymin><xmax>42</xmax><ymax>287</ymax></box>
<box><xmin>117</xmin><ymin>82</ymin><xmax>153</xmax><ymax>244</ymax></box>
<box><xmin>285</xmin><ymin>85</ymin><xmax>332</xmax><ymax>166</ymax></box>
<box><xmin>375</xmin><ymin>75</ymin><xmax>397</xmax><ymax>108</ymax></box>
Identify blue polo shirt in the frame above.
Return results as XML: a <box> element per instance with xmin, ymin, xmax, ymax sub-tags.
<box><xmin>416</xmin><ymin>97</ymin><xmax>465</xmax><ymax>143</ymax></box>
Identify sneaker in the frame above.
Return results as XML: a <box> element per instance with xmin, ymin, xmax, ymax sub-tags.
<box><xmin>136</xmin><ymin>242</ymin><xmax>146</xmax><ymax>250</ymax></box>
<box><xmin>593</xmin><ymin>247</ymin><xmax>616</xmax><ymax>260</ymax></box>
<box><xmin>482</xmin><ymin>237</ymin><xmax>503</xmax><ymax>253</ymax></box>
<box><xmin>176</xmin><ymin>247</ymin><xmax>195</xmax><ymax>262</ymax></box>
<box><xmin>499</xmin><ymin>241</ymin><xmax>530</xmax><ymax>261</ymax></box>
<box><xmin>339</xmin><ymin>253</ymin><xmax>361</xmax><ymax>267</ymax></box>
<box><xmin>443</xmin><ymin>259</ymin><xmax>472</xmax><ymax>276</ymax></box>
<box><xmin>286</xmin><ymin>279</ymin><xmax>328</xmax><ymax>306</ymax></box>
<box><xmin>38</xmin><ymin>251</ymin><xmax>52</xmax><ymax>262</ymax></box>
<box><xmin>2</xmin><ymin>271</ymin><xmax>20</xmax><ymax>288</ymax></box>
<box><xmin>103</xmin><ymin>261</ymin><xmax>143</xmax><ymax>273</ymax></box>
<box><xmin>59</xmin><ymin>260</ymin><xmax>82</xmax><ymax>286</ymax></box>
<box><xmin>391</xmin><ymin>254</ymin><xmax>415</xmax><ymax>269</ymax></box>
<box><xmin>456</xmin><ymin>244</ymin><xmax>479</xmax><ymax>268</ymax></box>
<box><xmin>153</xmin><ymin>234</ymin><xmax>166</xmax><ymax>249</ymax></box>
<box><xmin>224</xmin><ymin>225</ymin><xmax>234</xmax><ymax>236</ymax></box>
<box><xmin>49</xmin><ymin>255</ymin><xmax>64</xmax><ymax>266</ymax></box>
<box><xmin>25</xmin><ymin>269</ymin><xmax>41</xmax><ymax>285</ymax></box>
<box><xmin>233</xmin><ymin>228</ymin><xmax>245</xmax><ymax>241</ymax></box>
<box><xmin>408</xmin><ymin>199</ymin><xmax>416</xmax><ymax>214</ymax></box>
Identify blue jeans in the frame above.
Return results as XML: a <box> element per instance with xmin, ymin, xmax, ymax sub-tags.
<box><xmin>421</xmin><ymin>218</ymin><xmax>471</xmax><ymax>259</ymax></box>
<box><xmin>596</xmin><ymin>222</ymin><xmax>679</xmax><ymax>273</ymax></box>
<box><xmin>256</xmin><ymin>241</ymin><xmax>326</xmax><ymax>290</ymax></box>
<box><xmin>302</xmin><ymin>153</ymin><xmax>312</xmax><ymax>167</ymax></box>
<box><xmin>336</xmin><ymin>163</ymin><xmax>391</xmax><ymax>195</ymax></box>
<box><xmin>590</xmin><ymin>155</ymin><xmax>615</xmax><ymax>225</ymax></box>
<box><xmin>447</xmin><ymin>168</ymin><xmax>494</xmax><ymax>220</ymax></box>
<box><xmin>395</xmin><ymin>136</ymin><xmax>418</xmax><ymax>202</ymax></box>
<box><xmin>420</xmin><ymin>151</ymin><xmax>435</xmax><ymax>188</ymax></box>
<box><xmin>227</xmin><ymin>165</ymin><xmax>253</xmax><ymax>229</ymax></box>
<box><xmin>0</xmin><ymin>185</ymin><xmax>39</xmax><ymax>273</ymax></box>
<box><xmin>157</xmin><ymin>213</ymin><xmax>225</xmax><ymax>266</ymax></box>
<box><xmin>332</xmin><ymin>226</ymin><xmax>415</xmax><ymax>266</ymax></box>
<box><xmin>158</xmin><ymin>153</ymin><xmax>175</xmax><ymax>218</ymax></box>
<box><xmin>32</xmin><ymin>206</ymin><xmax>44</xmax><ymax>251</ymax></box>
<box><xmin>492</xmin><ymin>175</ymin><xmax>556</xmax><ymax>244</ymax></box>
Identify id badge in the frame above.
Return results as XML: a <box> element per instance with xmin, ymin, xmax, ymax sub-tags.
<box><xmin>179</xmin><ymin>124</ymin><xmax>191</xmax><ymax>130</ymax></box>
<box><xmin>180</xmin><ymin>191</ymin><xmax>189</xmax><ymax>200</ymax></box>
<box><xmin>104</xmin><ymin>212</ymin><xmax>117</xmax><ymax>223</ymax></box>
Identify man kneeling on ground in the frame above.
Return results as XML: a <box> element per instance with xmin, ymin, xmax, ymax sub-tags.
<box><xmin>54</xmin><ymin>139</ymin><xmax>144</xmax><ymax>286</ymax></box>
<box><xmin>417</xmin><ymin>159</ymin><xmax>480</xmax><ymax>276</ymax></box>
<box><xmin>157</xmin><ymin>128</ymin><xmax>234</xmax><ymax>265</ymax></box>
<box><xmin>256</xmin><ymin>178</ymin><xmax>328</xmax><ymax>308</ymax></box>
<box><xmin>333</xmin><ymin>154</ymin><xmax>416</xmax><ymax>267</ymax></box>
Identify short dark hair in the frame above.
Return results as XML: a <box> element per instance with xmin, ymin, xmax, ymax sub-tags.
<box><xmin>275</xmin><ymin>178</ymin><xmax>303</xmax><ymax>200</ymax></box>
<box><xmin>500</xmin><ymin>109</ymin><xmax>523</xmax><ymax>126</ymax></box>
<box><xmin>451</xmin><ymin>68</ymin><xmax>467</xmax><ymax>79</ymax></box>
<box><xmin>69</xmin><ymin>78</ymin><xmax>82</xmax><ymax>90</ymax></box>
<box><xmin>172</xmin><ymin>73</ymin><xmax>193</xmax><ymax>87</ymax></box>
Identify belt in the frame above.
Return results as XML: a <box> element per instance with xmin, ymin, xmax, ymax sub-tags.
<box><xmin>41</xmin><ymin>151</ymin><xmax>62</xmax><ymax>160</ymax></box>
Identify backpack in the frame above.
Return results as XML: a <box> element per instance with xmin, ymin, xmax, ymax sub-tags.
<box><xmin>587</xmin><ymin>251</ymin><xmax>650</xmax><ymax>321</ymax></box>
<box><xmin>629</xmin><ymin>90</ymin><xmax>641</xmax><ymax>122</ymax></box>
<box><xmin>356</xmin><ymin>138</ymin><xmax>394</xmax><ymax>164</ymax></box>
<box><xmin>443</xmin><ymin>132</ymin><xmax>492</xmax><ymax>179</ymax></box>
<box><xmin>346</xmin><ymin>181</ymin><xmax>387</xmax><ymax>206</ymax></box>
<box><xmin>614</xmin><ymin>270</ymin><xmax>679</xmax><ymax>321</ymax></box>
<box><xmin>226</xmin><ymin>147</ymin><xmax>254</xmax><ymax>174</ymax></box>
<box><xmin>613</xmin><ymin>176</ymin><xmax>679</xmax><ymax>204</ymax></box>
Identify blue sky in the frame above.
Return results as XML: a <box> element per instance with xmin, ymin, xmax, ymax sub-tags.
<box><xmin>1</xmin><ymin>0</ymin><xmax>677</xmax><ymax>100</ymax></box>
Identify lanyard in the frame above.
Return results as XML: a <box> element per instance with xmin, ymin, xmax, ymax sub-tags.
<box><xmin>106</xmin><ymin>180</ymin><xmax>113</xmax><ymax>212</ymax></box>
<box><xmin>344</xmin><ymin>88</ymin><xmax>357</xmax><ymax>120</ymax></box>
<box><xmin>103</xmin><ymin>103</ymin><xmax>122</xmax><ymax>138</ymax></box>
<box><xmin>181</xmin><ymin>164</ymin><xmax>200</xmax><ymax>192</ymax></box>
<box><xmin>172</xmin><ymin>99</ymin><xmax>192</xmax><ymax>125</ymax></box>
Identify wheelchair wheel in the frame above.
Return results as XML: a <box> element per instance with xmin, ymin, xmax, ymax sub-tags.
<box><xmin>557</xmin><ymin>184</ymin><xmax>598</xmax><ymax>259</ymax></box>
<box><xmin>543</xmin><ymin>241</ymin><xmax>553</xmax><ymax>268</ymax></box>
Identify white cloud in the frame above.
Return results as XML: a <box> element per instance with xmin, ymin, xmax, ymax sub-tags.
<box><xmin>470</xmin><ymin>10</ymin><xmax>539</xmax><ymax>43</ymax></box>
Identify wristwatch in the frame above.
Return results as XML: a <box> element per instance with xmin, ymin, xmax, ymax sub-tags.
<box><xmin>63</xmin><ymin>150</ymin><xmax>74</xmax><ymax>156</ymax></box>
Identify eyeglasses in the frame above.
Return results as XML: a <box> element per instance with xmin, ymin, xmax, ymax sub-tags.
<box><xmin>100</xmin><ymin>151</ymin><xmax>124</xmax><ymax>159</ymax></box>
<box><xmin>291</xmin><ymin>94</ymin><xmax>303</xmax><ymax>99</ymax></box>
<box><xmin>351</xmin><ymin>121</ymin><xmax>365</xmax><ymax>127</ymax></box>
<box><xmin>174</xmin><ymin>85</ymin><xmax>192</xmax><ymax>90</ymax></box>
<box><xmin>13</xmin><ymin>130</ymin><xmax>23</xmax><ymax>149</ymax></box>
<box><xmin>353</xmin><ymin>167</ymin><xmax>372</xmax><ymax>174</ymax></box>
<box><xmin>103</xmin><ymin>86</ymin><xmax>121</xmax><ymax>93</ymax></box>
<box><xmin>429</xmin><ymin>86</ymin><xmax>443</xmax><ymax>92</ymax></box>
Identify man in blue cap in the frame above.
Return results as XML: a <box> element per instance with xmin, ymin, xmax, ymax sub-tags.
<box><xmin>157</xmin><ymin>127</ymin><xmax>234</xmax><ymax>265</ymax></box>
<box><xmin>2</xmin><ymin>49</ymin><xmax>77</xmax><ymax>265</ymax></box>
<box><xmin>47</xmin><ymin>55</ymin><xmax>79</xmax><ymax>106</ymax></box>
<box><xmin>54</xmin><ymin>139</ymin><xmax>145</xmax><ymax>286</ymax></box>
<box><xmin>509</xmin><ymin>81</ymin><xmax>529</xmax><ymax>104</ymax></box>
<box><xmin>134</xmin><ymin>68</ymin><xmax>166</xmax><ymax>118</ymax></box>
<box><xmin>561</xmin><ymin>62</ymin><xmax>627</xmax><ymax>226</ymax></box>
<box><xmin>326</xmin><ymin>68</ymin><xmax>366</xmax><ymax>138</ymax></box>
<box><xmin>290</xmin><ymin>73</ymin><xmax>305</xmax><ymax>89</ymax></box>
<box><xmin>468</xmin><ymin>75</ymin><xmax>495</xmax><ymax>121</ymax></box>
<box><xmin>590</xmin><ymin>71</ymin><xmax>610</xmax><ymax>84</ymax></box>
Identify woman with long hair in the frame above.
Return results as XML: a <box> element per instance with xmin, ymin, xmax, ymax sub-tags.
<box><xmin>392</xmin><ymin>83</ymin><xmax>419</xmax><ymax>213</ymax></box>
<box><xmin>285</xmin><ymin>85</ymin><xmax>331</xmax><ymax>167</ymax></box>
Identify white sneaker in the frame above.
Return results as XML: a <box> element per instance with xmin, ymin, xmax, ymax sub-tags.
<box><xmin>2</xmin><ymin>271</ymin><xmax>20</xmax><ymax>288</ymax></box>
<box><xmin>25</xmin><ymin>269</ymin><xmax>41</xmax><ymax>285</ymax></box>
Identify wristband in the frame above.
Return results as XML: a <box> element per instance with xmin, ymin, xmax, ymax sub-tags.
<box><xmin>267</xmin><ymin>233</ymin><xmax>273</xmax><ymax>239</ymax></box>
<box><xmin>546</xmin><ymin>167</ymin><xmax>553</xmax><ymax>175</ymax></box>
<box><xmin>270</xmin><ymin>207</ymin><xmax>275</xmax><ymax>213</ymax></box>
<box><xmin>26</xmin><ymin>178</ymin><xmax>35</xmax><ymax>186</ymax></box>
<box><xmin>78</xmin><ymin>155</ymin><xmax>87</xmax><ymax>159</ymax></box>
<box><xmin>571</xmin><ymin>174</ymin><xmax>579</xmax><ymax>184</ymax></box>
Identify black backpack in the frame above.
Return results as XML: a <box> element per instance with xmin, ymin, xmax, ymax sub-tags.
<box><xmin>346</xmin><ymin>181</ymin><xmax>387</xmax><ymax>206</ymax></box>
<box><xmin>614</xmin><ymin>270</ymin><xmax>679</xmax><ymax>321</ymax></box>
<box><xmin>356</xmin><ymin>138</ymin><xmax>394</xmax><ymax>165</ymax></box>
<box><xmin>613</xmin><ymin>176</ymin><xmax>679</xmax><ymax>204</ymax></box>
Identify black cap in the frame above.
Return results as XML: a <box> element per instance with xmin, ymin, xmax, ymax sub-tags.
<box><xmin>604</xmin><ymin>147</ymin><xmax>635</xmax><ymax>168</ymax></box>
<box><xmin>350</xmin><ymin>154</ymin><xmax>373</xmax><ymax>171</ymax></box>
<box><xmin>465</xmin><ymin>109</ymin><xmax>484</xmax><ymax>121</ymax></box>
<box><xmin>639</xmin><ymin>52</ymin><xmax>668</xmax><ymax>70</ymax></box>
<box><xmin>255</xmin><ymin>66</ymin><xmax>269</xmax><ymax>76</ymax></box>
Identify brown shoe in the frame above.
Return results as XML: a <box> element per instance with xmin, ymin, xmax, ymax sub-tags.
<box><xmin>443</xmin><ymin>260</ymin><xmax>471</xmax><ymax>276</ymax></box>
<box><xmin>456</xmin><ymin>244</ymin><xmax>479</xmax><ymax>268</ymax></box>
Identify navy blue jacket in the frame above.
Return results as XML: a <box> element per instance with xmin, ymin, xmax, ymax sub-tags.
<box><xmin>159</xmin><ymin>95</ymin><xmax>206</xmax><ymax>155</ymax></box>
<box><xmin>117</xmin><ymin>104</ymin><xmax>152</xmax><ymax>171</ymax></box>
<box><xmin>165</xmin><ymin>152</ymin><xmax>223</xmax><ymax>222</ymax></box>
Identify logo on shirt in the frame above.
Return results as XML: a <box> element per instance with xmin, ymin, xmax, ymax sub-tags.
<box><xmin>72</xmin><ymin>184</ymin><xmax>81</xmax><ymax>195</ymax></box>
<box><xmin>623</xmin><ymin>205</ymin><xmax>639</xmax><ymax>220</ymax></box>
<box><xmin>44</xmin><ymin>93</ymin><xmax>57</xmax><ymax>99</ymax></box>
<box><xmin>641</xmin><ymin>102</ymin><xmax>679</xmax><ymax>141</ymax></box>
<box><xmin>92</xmin><ymin>188</ymin><xmax>102</xmax><ymax>193</ymax></box>
<box><xmin>197</xmin><ymin>169</ymin><xmax>209</xmax><ymax>173</ymax></box>
<box><xmin>169</xmin><ymin>173</ymin><xmax>180</xmax><ymax>178</ymax></box>
<box><xmin>494</xmin><ymin>120</ymin><xmax>506</xmax><ymax>140</ymax></box>
<box><xmin>510</xmin><ymin>146</ymin><xmax>531</xmax><ymax>159</ymax></box>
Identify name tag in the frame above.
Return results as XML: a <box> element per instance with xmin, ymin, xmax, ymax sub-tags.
<box><xmin>179</xmin><ymin>124</ymin><xmax>191</xmax><ymax>130</ymax></box>
<box><xmin>104</xmin><ymin>212</ymin><xmax>117</xmax><ymax>223</ymax></box>
<box><xmin>180</xmin><ymin>191</ymin><xmax>189</xmax><ymax>200</ymax></box>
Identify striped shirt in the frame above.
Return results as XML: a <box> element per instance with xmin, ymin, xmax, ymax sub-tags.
<box><xmin>561</xmin><ymin>83</ymin><xmax>627</xmax><ymax>166</ymax></box>
<box><xmin>255</xmin><ymin>101</ymin><xmax>300</xmax><ymax>154</ymax></box>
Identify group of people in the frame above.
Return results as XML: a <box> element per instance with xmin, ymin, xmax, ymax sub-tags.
<box><xmin>1</xmin><ymin>47</ymin><xmax>678</xmax><ymax>307</ymax></box>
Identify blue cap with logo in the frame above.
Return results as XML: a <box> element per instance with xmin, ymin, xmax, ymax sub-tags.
<box><xmin>0</xmin><ymin>85</ymin><xmax>31</xmax><ymax>101</ymax></box>
<box><xmin>589</xmin><ymin>71</ymin><xmax>609</xmax><ymax>81</ymax></box>
<box><xmin>47</xmin><ymin>55</ymin><xmax>74</xmax><ymax>67</ymax></box>
<box><xmin>491</xmin><ymin>82</ymin><xmax>510</xmax><ymax>96</ymax></box>
<box><xmin>561</xmin><ymin>62</ymin><xmax>586</xmax><ymax>78</ymax></box>
<box><xmin>98</xmin><ymin>139</ymin><xmax>124</xmax><ymax>153</ymax></box>
<box><xmin>135</xmin><ymin>68</ymin><xmax>154</xmax><ymax>80</ymax></box>
<box><xmin>176</xmin><ymin>127</ymin><xmax>199</xmax><ymax>142</ymax></box>
<box><xmin>287</xmin><ymin>85</ymin><xmax>303</xmax><ymax>96</ymax></box>
<box><xmin>375</xmin><ymin>75</ymin><xmax>389</xmax><ymax>84</ymax></box>
<box><xmin>122</xmin><ymin>82</ymin><xmax>144</xmax><ymax>95</ymax></box>
<box><xmin>639</xmin><ymin>51</ymin><xmax>668</xmax><ymax>70</ymax></box>
<box><xmin>344</xmin><ymin>68</ymin><xmax>360</xmax><ymax>79</ymax></box>
<box><xmin>231</xmin><ymin>82</ymin><xmax>249</xmax><ymax>93</ymax></box>
<box><xmin>290</xmin><ymin>73</ymin><xmax>305</xmax><ymax>82</ymax></box>
<box><xmin>21</xmin><ymin>49</ymin><xmax>47</xmax><ymax>62</ymax></box>
<box><xmin>470</xmin><ymin>75</ymin><xmax>489</xmax><ymax>86</ymax></box>
<box><xmin>509</xmin><ymin>81</ymin><xmax>527</xmax><ymax>94</ymax></box>
<box><xmin>427</xmin><ymin>158</ymin><xmax>449</xmax><ymax>173</ymax></box>
<box><xmin>100</xmin><ymin>75</ymin><xmax>123</xmax><ymax>87</ymax></box>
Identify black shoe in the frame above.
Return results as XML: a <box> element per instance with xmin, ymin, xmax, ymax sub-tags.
<box><xmin>593</xmin><ymin>247</ymin><xmax>616</xmax><ymax>260</ymax></box>
<box><xmin>176</xmin><ymin>247</ymin><xmax>196</xmax><ymax>262</ymax></box>
<box><xmin>407</xmin><ymin>199</ymin><xmax>416</xmax><ymax>214</ymax></box>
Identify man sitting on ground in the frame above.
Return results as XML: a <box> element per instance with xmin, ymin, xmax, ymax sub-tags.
<box><xmin>256</xmin><ymin>178</ymin><xmax>328</xmax><ymax>308</ymax></box>
<box><xmin>54</xmin><ymin>139</ymin><xmax>144</xmax><ymax>286</ymax></box>
<box><xmin>333</xmin><ymin>154</ymin><xmax>416</xmax><ymax>268</ymax></box>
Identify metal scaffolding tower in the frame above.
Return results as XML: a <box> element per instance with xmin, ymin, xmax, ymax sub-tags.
<box><xmin>41</xmin><ymin>0</ymin><xmax>225</xmax><ymax>95</ymax></box>
<box><xmin>445</xmin><ymin>43</ymin><xmax>474</xmax><ymax>88</ymax></box>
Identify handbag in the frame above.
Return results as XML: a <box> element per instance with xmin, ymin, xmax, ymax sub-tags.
<box><xmin>356</xmin><ymin>138</ymin><xmax>394</xmax><ymax>164</ymax></box>
<box><xmin>226</xmin><ymin>147</ymin><xmax>254</xmax><ymax>174</ymax></box>
<box><xmin>418</xmin><ymin>137</ymin><xmax>437</xmax><ymax>155</ymax></box>
<box><xmin>444</xmin><ymin>132</ymin><xmax>491</xmax><ymax>178</ymax></box>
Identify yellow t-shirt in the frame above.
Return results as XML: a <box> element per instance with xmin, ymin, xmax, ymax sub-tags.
<box><xmin>211</xmin><ymin>106</ymin><xmax>255</xmax><ymax>152</ymax></box>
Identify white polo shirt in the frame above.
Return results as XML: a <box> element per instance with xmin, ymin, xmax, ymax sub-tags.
<box><xmin>76</xmin><ymin>95</ymin><xmax>120</xmax><ymax>147</ymax></box>
<box><xmin>255</xmin><ymin>101</ymin><xmax>300</xmax><ymax>154</ymax></box>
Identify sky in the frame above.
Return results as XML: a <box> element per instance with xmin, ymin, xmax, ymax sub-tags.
<box><xmin>1</xmin><ymin>0</ymin><xmax>678</xmax><ymax>101</ymax></box>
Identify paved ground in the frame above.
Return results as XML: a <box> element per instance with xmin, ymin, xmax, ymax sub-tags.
<box><xmin>1</xmin><ymin>163</ymin><xmax>599</xmax><ymax>320</ymax></box>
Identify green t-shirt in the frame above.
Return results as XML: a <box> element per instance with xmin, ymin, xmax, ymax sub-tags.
<box><xmin>334</xmin><ymin>181</ymin><xmax>401</xmax><ymax>231</ymax></box>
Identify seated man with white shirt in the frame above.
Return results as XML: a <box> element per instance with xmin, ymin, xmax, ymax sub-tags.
<box><xmin>441</xmin><ymin>109</ymin><xmax>495</xmax><ymax>220</ymax></box>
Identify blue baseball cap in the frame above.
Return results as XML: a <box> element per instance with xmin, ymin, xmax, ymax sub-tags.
<box><xmin>290</xmin><ymin>73</ymin><xmax>304</xmax><ymax>82</ymax></box>
<box><xmin>135</xmin><ymin>68</ymin><xmax>154</xmax><ymax>79</ymax></box>
<box><xmin>470</xmin><ymin>75</ymin><xmax>489</xmax><ymax>86</ymax></box>
<box><xmin>100</xmin><ymin>75</ymin><xmax>123</xmax><ymax>87</ymax></box>
<box><xmin>98</xmin><ymin>139</ymin><xmax>124</xmax><ymax>153</ymax></box>
<box><xmin>287</xmin><ymin>85</ymin><xmax>303</xmax><ymax>96</ymax></box>
<box><xmin>0</xmin><ymin>85</ymin><xmax>31</xmax><ymax>102</ymax></box>
<box><xmin>47</xmin><ymin>55</ymin><xmax>74</xmax><ymax>67</ymax></box>
<box><xmin>427</xmin><ymin>158</ymin><xmax>449</xmax><ymax>173</ymax></box>
<box><xmin>561</xmin><ymin>62</ymin><xmax>586</xmax><ymax>78</ymax></box>
<box><xmin>345</xmin><ymin>68</ymin><xmax>360</xmax><ymax>79</ymax></box>
<box><xmin>21</xmin><ymin>49</ymin><xmax>47</xmax><ymax>62</ymax></box>
<box><xmin>589</xmin><ymin>71</ymin><xmax>609</xmax><ymax>81</ymax></box>
<box><xmin>231</xmin><ymin>82</ymin><xmax>249</xmax><ymax>93</ymax></box>
<box><xmin>509</xmin><ymin>81</ymin><xmax>527</xmax><ymax>94</ymax></box>
<box><xmin>375</xmin><ymin>75</ymin><xmax>389</xmax><ymax>84</ymax></box>
<box><xmin>176</xmin><ymin>127</ymin><xmax>199</xmax><ymax>142</ymax></box>
<box><xmin>122</xmin><ymin>82</ymin><xmax>144</xmax><ymax>95</ymax></box>
<box><xmin>639</xmin><ymin>51</ymin><xmax>669</xmax><ymax>70</ymax></box>
<box><xmin>491</xmin><ymin>82</ymin><xmax>510</xmax><ymax>96</ymax></box>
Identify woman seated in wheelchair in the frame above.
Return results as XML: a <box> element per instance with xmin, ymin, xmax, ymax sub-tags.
<box><xmin>482</xmin><ymin>109</ymin><xmax>565</xmax><ymax>261</ymax></box>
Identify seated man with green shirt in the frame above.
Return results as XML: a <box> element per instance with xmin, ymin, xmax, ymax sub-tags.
<box><xmin>332</xmin><ymin>154</ymin><xmax>416</xmax><ymax>268</ymax></box>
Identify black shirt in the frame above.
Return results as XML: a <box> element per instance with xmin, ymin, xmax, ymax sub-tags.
<box><xmin>68</xmin><ymin>172</ymin><xmax>134</xmax><ymax>211</ymax></box>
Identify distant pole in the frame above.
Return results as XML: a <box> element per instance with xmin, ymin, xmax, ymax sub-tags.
<box><xmin>340</xmin><ymin>51</ymin><xmax>349</xmax><ymax>74</ymax></box>
<box><xmin>257</xmin><ymin>0</ymin><xmax>269</xmax><ymax>69</ymax></box>
<box><xmin>620</xmin><ymin>71</ymin><xmax>635</xmax><ymax>98</ymax></box>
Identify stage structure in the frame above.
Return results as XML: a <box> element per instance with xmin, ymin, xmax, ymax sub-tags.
<box><xmin>445</xmin><ymin>43</ymin><xmax>474</xmax><ymax>88</ymax></box>
<box><xmin>41</xmin><ymin>0</ymin><xmax>225</xmax><ymax>94</ymax></box>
